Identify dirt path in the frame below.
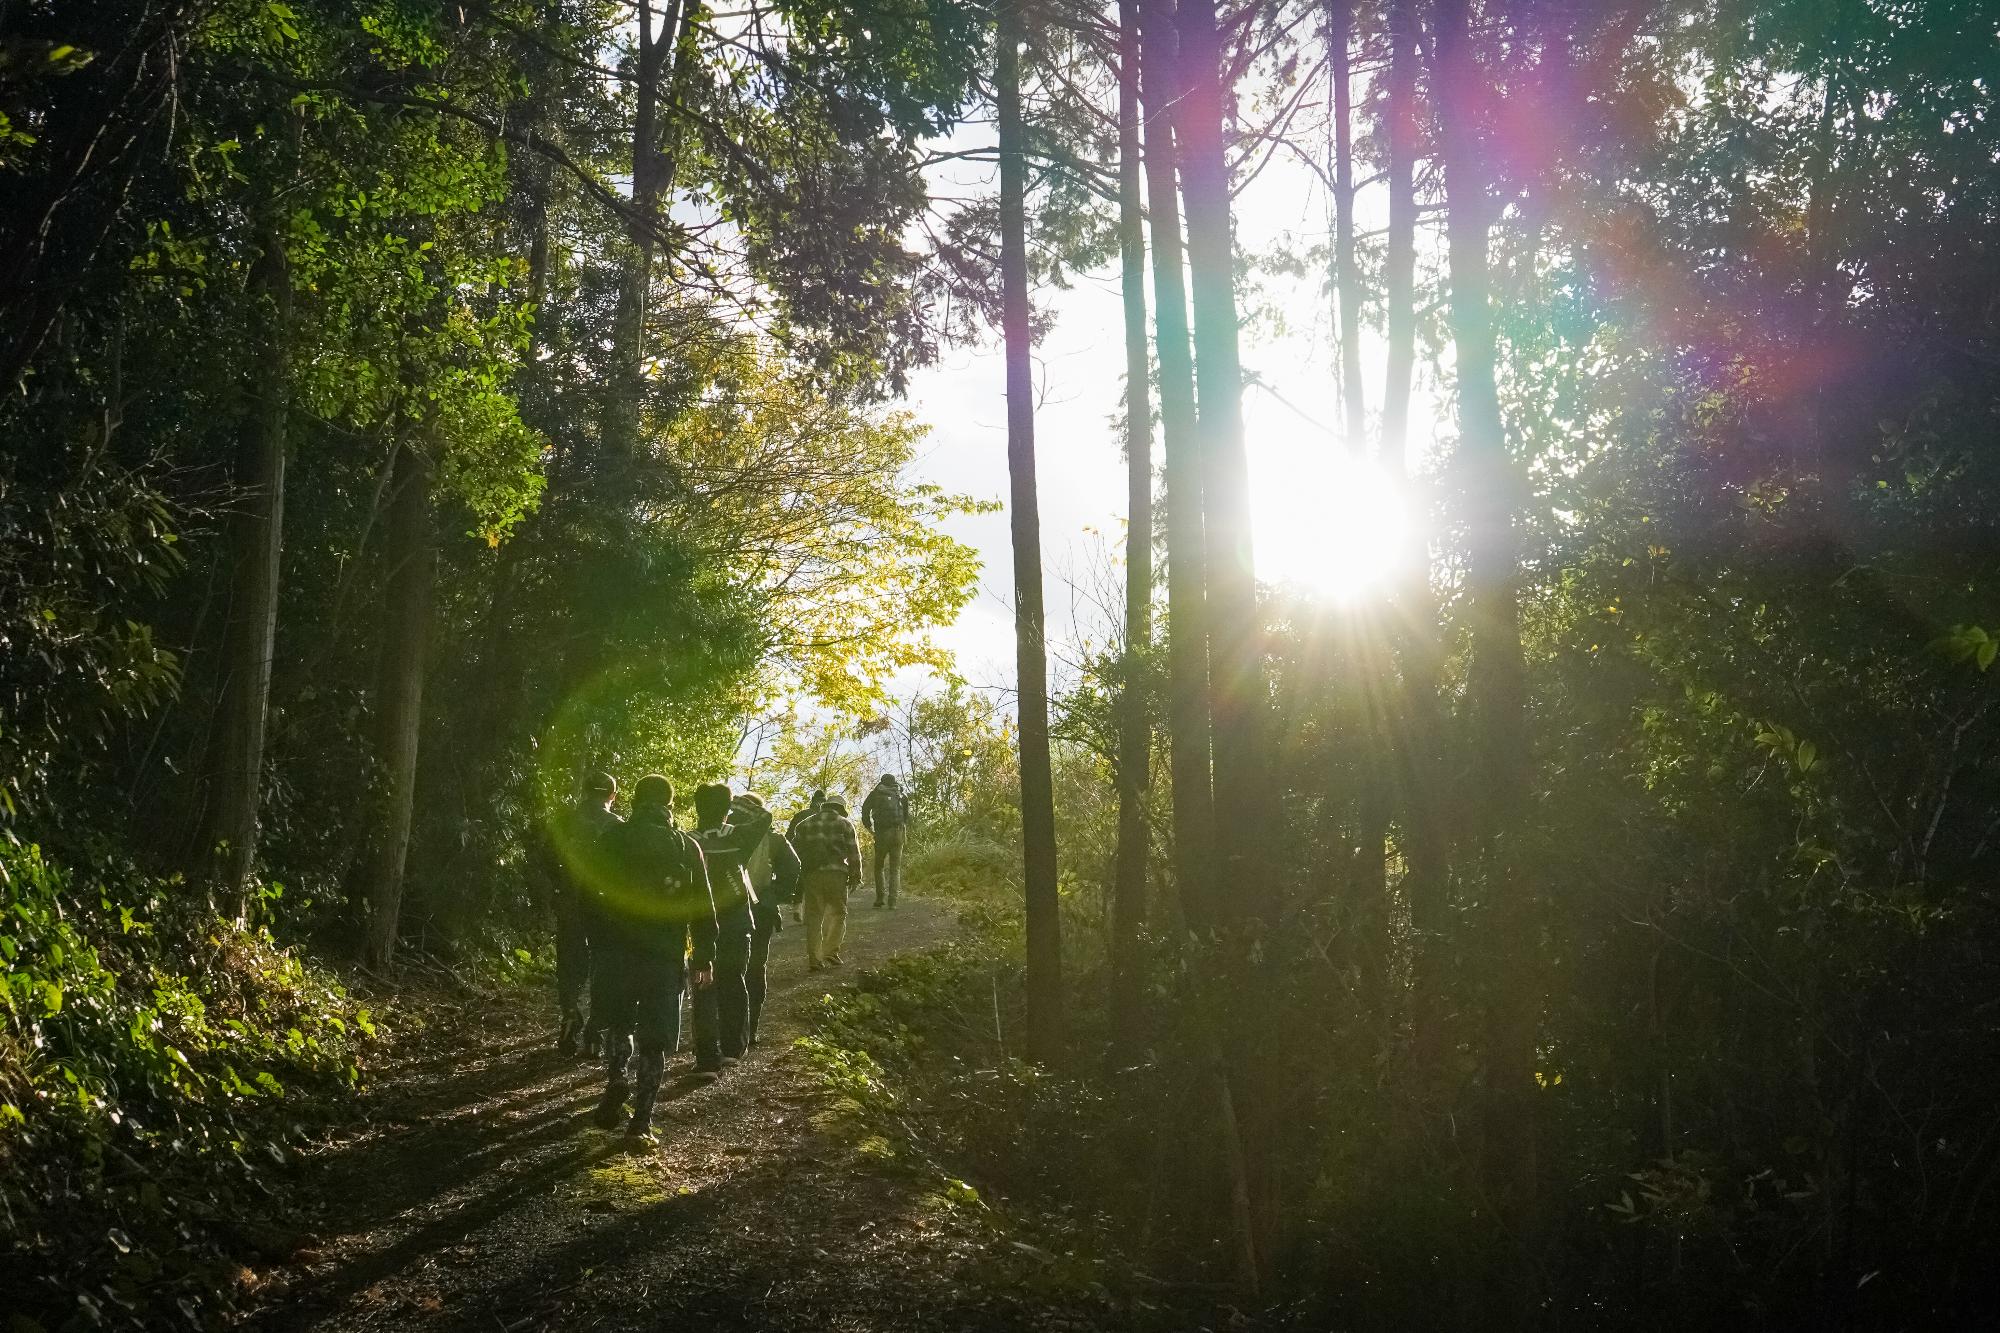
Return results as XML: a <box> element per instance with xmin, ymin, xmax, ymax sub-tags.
<box><xmin>244</xmin><ymin>895</ymin><xmax>1115</xmax><ymax>1333</ymax></box>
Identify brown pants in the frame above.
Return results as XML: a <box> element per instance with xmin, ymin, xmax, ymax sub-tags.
<box><xmin>802</xmin><ymin>867</ymin><xmax>850</xmax><ymax>965</ymax></box>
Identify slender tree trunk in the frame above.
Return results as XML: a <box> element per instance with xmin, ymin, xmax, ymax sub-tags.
<box><xmin>997</xmin><ymin>0</ymin><xmax>1063</xmax><ymax>1064</ymax></box>
<box><xmin>1380</xmin><ymin>0</ymin><xmax>1418</xmax><ymax>467</ymax></box>
<box><xmin>1330</xmin><ymin>0</ymin><xmax>1365</xmax><ymax>444</ymax></box>
<box><xmin>361</xmin><ymin>437</ymin><xmax>436</xmax><ymax>970</ymax></box>
<box><xmin>1436</xmin><ymin>0</ymin><xmax>1537</xmax><ymax>1307</ymax></box>
<box><xmin>1174</xmin><ymin>0</ymin><xmax>1264</xmax><ymax>923</ymax></box>
<box><xmin>1173</xmin><ymin>0</ymin><xmax>1275</xmax><ymax>1288</ymax></box>
<box><xmin>1111</xmin><ymin>0</ymin><xmax>1155</xmax><ymax>1056</ymax></box>
<box><xmin>1136</xmin><ymin>0</ymin><xmax>1214</xmax><ymax>932</ymax></box>
<box><xmin>197</xmin><ymin>224</ymin><xmax>291</xmax><ymax>918</ymax></box>
<box><xmin>1328</xmin><ymin>0</ymin><xmax>1390</xmax><ymax>948</ymax></box>
<box><xmin>1375</xmin><ymin>0</ymin><xmax>1450</xmax><ymax>1010</ymax></box>
<box><xmin>606</xmin><ymin>0</ymin><xmax>685</xmax><ymax>458</ymax></box>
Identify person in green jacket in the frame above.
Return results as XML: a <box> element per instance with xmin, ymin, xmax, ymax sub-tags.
<box><xmin>592</xmin><ymin>774</ymin><xmax>715</xmax><ymax>1147</ymax></box>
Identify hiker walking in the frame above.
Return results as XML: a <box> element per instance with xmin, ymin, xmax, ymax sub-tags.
<box><xmin>786</xmin><ymin>789</ymin><xmax>825</xmax><ymax>841</ymax></box>
<box><xmin>730</xmin><ymin>791</ymin><xmax>800</xmax><ymax>1046</ymax></box>
<box><xmin>783</xmin><ymin>790</ymin><xmax>824</xmax><ymax>924</ymax></box>
<box><xmin>792</xmin><ymin>796</ymin><xmax>861</xmax><ymax>970</ymax></box>
<box><xmin>538</xmin><ymin>771</ymin><xmax>622</xmax><ymax>1057</ymax></box>
<box><xmin>594</xmin><ymin>774</ymin><xmax>715</xmax><ymax>1147</ymax></box>
<box><xmin>860</xmin><ymin>774</ymin><xmax>910</xmax><ymax>909</ymax></box>
<box><xmin>688</xmin><ymin>782</ymin><xmax>773</xmax><ymax>1072</ymax></box>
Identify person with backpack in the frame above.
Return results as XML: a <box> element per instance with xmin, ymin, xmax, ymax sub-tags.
<box><xmin>593</xmin><ymin>774</ymin><xmax>715</xmax><ymax>1147</ymax></box>
<box><xmin>860</xmin><ymin>774</ymin><xmax>910</xmax><ymax>909</ymax></box>
<box><xmin>687</xmin><ymin>782</ymin><xmax>773</xmax><ymax>1072</ymax></box>
<box><xmin>730</xmin><ymin>791</ymin><xmax>799</xmax><ymax>1046</ymax></box>
<box><xmin>786</xmin><ymin>789</ymin><xmax>825</xmax><ymax>841</ymax></box>
<box><xmin>536</xmin><ymin>771</ymin><xmax>623</xmax><ymax>1057</ymax></box>
<box><xmin>783</xmin><ymin>790</ymin><xmax>824</xmax><ymax>924</ymax></box>
<box><xmin>791</xmin><ymin>796</ymin><xmax>861</xmax><ymax>969</ymax></box>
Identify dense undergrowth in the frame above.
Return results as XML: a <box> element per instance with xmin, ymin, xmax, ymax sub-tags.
<box><xmin>800</xmin><ymin>845</ymin><xmax>1243</xmax><ymax>1318</ymax></box>
<box><xmin>0</xmin><ymin>843</ymin><xmax>380</xmax><ymax>1331</ymax></box>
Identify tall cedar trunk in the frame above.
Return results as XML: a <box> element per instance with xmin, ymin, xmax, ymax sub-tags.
<box><xmin>361</xmin><ymin>438</ymin><xmax>436</xmax><ymax>969</ymax></box>
<box><xmin>1111</xmin><ymin>0</ymin><xmax>1154</xmax><ymax>1054</ymax></box>
<box><xmin>607</xmin><ymin>0</ymin><xmax>684</xmax><ymax>457</ymax></box>
<box><xmin>1379</xmin><ymin>0</ymin><xmax>1448</xmax><ymax>984</ymax></box>
<box><xmin>1436</xmin><ymin>0</ymin><xmax>1538</xmax><ymax>1304</ymax></box>
<box><xmin>1380</xmin><ymin>0</ymin><xmax>1418</xmax><ymax>466</ymax></box>
<box><xmin>197</xmin><ymin>224</ymin><xmax>291</xmax><ymax>917</ymax></box>
<box><xmin>1174</xmin><ymin>0</ymin><xmax>1273</xmax><ymax>1288</ymax></box>
<box><xmin>1328</xmin><ymin>0</ymin><xmax>1388</xmax><ymax>948</ymax></box>
<box><xmin>1330</xmin><ymin>0</ymin><xmax>1365</xmax><ymax>444</ymax></box>
<box><xmin>997</xmin><ymin>0</ymin><xmax>1063</xmax><ymax>1063</ymax></box>
<box><xmin>1136</xmin><ymin>0</ymin><xmax>1215</xmax><ymax>933</ymax></box>
<box><xmin>1174</xmin><ymin>0</ymin><xmax>1264</xmax><ymax>923</ymax></box>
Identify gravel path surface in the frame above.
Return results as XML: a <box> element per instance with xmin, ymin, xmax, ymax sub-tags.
<box><xmin>240</xmin><ymin>895</ymin><xmax>1124</xmax><ymax>1332</ymax></box>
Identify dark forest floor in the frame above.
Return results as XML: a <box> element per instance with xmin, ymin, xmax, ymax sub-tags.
<box><xmin>237</xmin><ymin>895</ymin><xmax>1140</xmax><ymax>1332</ymax></box>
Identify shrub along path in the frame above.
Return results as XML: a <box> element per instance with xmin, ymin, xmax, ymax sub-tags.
<box><xmin>241</xmin><ymin>895</ymin><xmax>1130</xmax><ymax>1333</ymax></box>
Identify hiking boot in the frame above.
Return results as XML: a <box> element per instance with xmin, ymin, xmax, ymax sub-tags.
<box><xmin>689</xmin><ymin>1068</ymin><xmax>721</xmax><ymax>1086</ymax></box>
<box><xmin>593</xmin><ymin>1084</ymin><xmax>629</xmax><ymax>1130</ymax></box>
<box><xmin>720</xmin><ymin>1054</ymin><xmax>741</xmax><ymax>1069</ymax></box>
<box><xmin>828</xmin><ymin>955</ymin><xmax>844</xmax><ymax>967</ymax></box>
<box><xmin>872</xmin><ymin>897</ymin><xmax>884</xmax><ymax>909</ymax></box>
<box><xmin>624</xmin><ymin>1122</ymin><xmax>658</xmax><ymax>1150</ymax></box>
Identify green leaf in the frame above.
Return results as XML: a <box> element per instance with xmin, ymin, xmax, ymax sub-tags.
<box><xmin>1978</xmin><ymin>639</ymin><xmax>1996</xmax><ymax>672</ymax></box>
<box><xmin>1795</xmin><ymin>741</ymin><xmax>1817</xmax><ymax>773</ymax></box>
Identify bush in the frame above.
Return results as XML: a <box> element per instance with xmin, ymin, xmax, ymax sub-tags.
<box><xmin>903</xmin><ymin>832</ymin><xmax>1020</xmax><ymax>904</ymax></box>
<box><xmin>0</xmin><ymin>843</ymin><xmax>378</xmax><ymax>1330</ymax></box>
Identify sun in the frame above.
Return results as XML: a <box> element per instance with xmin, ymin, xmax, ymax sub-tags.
<box><xmin>1247</xmin><ymin>436</ymin><xmax>1414</xmax><ymax>604</ymax></box>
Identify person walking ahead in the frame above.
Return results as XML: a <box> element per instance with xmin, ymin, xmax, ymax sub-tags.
<box><xmin>792</xmin><ymin>796</ymin><xmax>860</xmax><ymax>969</ymax></box>
<box><xmin>689</xmin><ymin>782</ymin><xmax>773</xmax><ymax>1070</ymax></box>
<box><xmin>594</xmin><ymin>774</ymin><xmax>715</xmax><ymax>1147</ymax></box>
<box><xmin>539</xmin><ymin>771</ymin><xmax>622</xmax><ymax>1057</ymax></box>
<box><xmin>731</xmin><ymin>791</ymin><xmax>799</xmax><ymax>1046</ymax></box>
<box><xmin>860</xmin><ymin>774</ymin><xmax>910</xmax><ymax>909</ymax></box>
<box><xmin>786</xmin><ymin>789</ymin><xmax>825</xmax><ymax>841</ymax></box>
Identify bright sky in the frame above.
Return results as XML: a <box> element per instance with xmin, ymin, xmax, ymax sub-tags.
<box><xmin>899</xmin><ymin>129</ymin><xmax>1447</xmax><ymax>701</ymax></box>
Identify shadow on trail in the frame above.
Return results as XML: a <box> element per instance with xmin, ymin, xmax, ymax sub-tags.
<box><xmin>250</xmin><ymin>898</ymin><xmax>1092</xmax><ymax>1333</ymax></box>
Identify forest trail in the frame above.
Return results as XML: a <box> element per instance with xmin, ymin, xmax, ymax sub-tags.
<box><xmin>243</xmin><ymin>896</ymin><xmax>1101</xmax><ymax>1333</ymax></box>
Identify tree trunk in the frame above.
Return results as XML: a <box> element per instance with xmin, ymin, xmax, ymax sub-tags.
<box><xmin>1377</xmin><ymin>0</ymin><xmax>1449</xmax><ymax>1022</ymax></box>
<box><xmin>1436</xmin><ymin>0</ymin><xmax>1537</xmax><ymax>1307</ymax></box>
<box><xmin>197</xmin><ymin>224</ymin><xmax>291</xmax><ymax>918</ymax></box>
<box><xmin>1136</xmin><ymin>0</ymin><xmax>1215</xmax><ymax>933</ymax></box>
<box><xmin>606</xmin><ymin>0</ymin><xmax>686</xmax><ymax>458</ymax></box>
<box><xmin>1380</xmin><ymin>0</ymin><xmax>1418</xmax><ymax>467</ymax></box>
<box><xmin>1174</xmin><ymin>0</ymin><xmax>1264</xmax><ymax>923</ymax></box>
<box><xmin>1111</xmin><ymin>0</ymin><xmax>1154</xmax><ymax>1056</ymax></box>
<box><xmin>360</xmin><ymin>437</ymin><xmax>436</xmax><ymax>970</ymax></box>
<box><xmin>997</xmin><ymin>0</ymin><xmax>1063</xmax><ymax>1064</ymax></box>
<box><xmin>1174</xmin><ymin>0</ymin><xmax>1276</xmax><ymax>1287</ymax></box>
<box><xmin>1330</xmin><ymin>0</ymin><xmax>1365</xmax><ymax>445</ymax></box>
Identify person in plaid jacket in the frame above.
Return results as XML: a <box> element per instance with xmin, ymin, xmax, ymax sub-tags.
<box><xmin>791</xmin><ymin>796</ymin><xmax>860</xmax><ymax>969</ymax></box>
